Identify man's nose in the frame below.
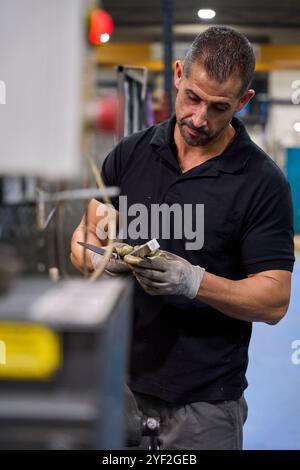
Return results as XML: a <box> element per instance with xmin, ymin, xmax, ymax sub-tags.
<box><xmin>192</xmin><ymin>103</ymin><xmax>208</xmax><ymax>128</ymax></box>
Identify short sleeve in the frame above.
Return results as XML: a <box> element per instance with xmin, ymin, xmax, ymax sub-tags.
<box><xmin>241</xmin><ymin>178</ymin><xmax>295</xmax><ymax>274</ymax></box>
<box><xmin>99</xmin><ymin>143</ymin><xmax>123</xmax><ymax>210</ymax></box>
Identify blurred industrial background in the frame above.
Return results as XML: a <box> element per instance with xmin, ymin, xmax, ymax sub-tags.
<box><xmin>0</xmin><ymin>0</ymin><xmax>299</xmax><ymax>450</ymax></box>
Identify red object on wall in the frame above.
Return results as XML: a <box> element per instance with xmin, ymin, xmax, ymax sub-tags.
<box><xmin>97</xmin><ymin>96</ymin><xmax>119</xmax><ymax>132</ymax></box>
<box><xmin>89</xmin><ymin>9</ymin><xmax>114</xmax><ymax>45</ymax></box>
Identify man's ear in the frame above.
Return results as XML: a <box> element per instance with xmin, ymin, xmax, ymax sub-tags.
<box><xmin>235</xmin><ymin>89</ymin><xmax>255</xmax><ymax>113</ymax></box>
<box><xmin>174</xmin><ymin>60</ymin><xmax>184</xmax><ymax>90</ymax></box>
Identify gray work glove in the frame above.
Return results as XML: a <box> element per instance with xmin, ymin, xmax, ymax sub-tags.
<box><xmin>92</xmin><ymin>242</ymin><xmax>134</xmax><ymax>274</ymax></box>
<box><xmin>124</xmin><ymin>250</ymin><xmax>205</xmax><ymax>298</ymax></box>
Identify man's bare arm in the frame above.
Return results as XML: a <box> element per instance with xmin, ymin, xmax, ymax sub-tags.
<box><xmin>70</xmin><ymin>198</ymin><xmax>119</xmax><ymax>273</ymax></box>
<box><xmin>197</xmin><ymin>269</ymin><xmax>291</xmax><ymax>324</ymax></box>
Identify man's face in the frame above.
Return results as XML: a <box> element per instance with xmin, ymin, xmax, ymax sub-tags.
<box><xmin>174</xmin><ymin>61</ymin><xmax>253</xmax><ymax>147</ymax></box>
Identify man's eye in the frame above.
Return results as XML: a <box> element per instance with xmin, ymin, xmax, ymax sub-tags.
<box><xmin>187</xmin><ymin>94</ymin><xmax>198</xmax><ymax>102</ymax></box>
<box><xmin>213</xmin><ymin>105</ymin><xmax>227</xmax><ymax>112</ymax></box>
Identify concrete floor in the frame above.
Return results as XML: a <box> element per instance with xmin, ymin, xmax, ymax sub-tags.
<box><xmin>244</xmin><ymin>255</ymin><xmax>300</xmax><ymax>449</ymax></box>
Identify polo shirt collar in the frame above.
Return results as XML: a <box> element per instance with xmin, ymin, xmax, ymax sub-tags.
<box><xmin>150</xmin><ymin>114</ymin><xmax>177</xmax><ymax>149</ymax></box>
<box><xmin>150</xmin><ymin>114</ymin><xmax>252</xmax><ymax>175</ymax></box>
<box><xmin>216</xmin><ymin>117</ymin><xmax>252</xmax><ymax>174</ymax></box>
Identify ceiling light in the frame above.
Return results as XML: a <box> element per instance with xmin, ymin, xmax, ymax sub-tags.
<box><xmin>293</xmin><ymin>122</ymin><xmax>300</xmax><ymax>132</ymax></box>
<box><xmin>197</xmin><ymin>9</ymin><xmax>216</xmax><ymax>20</ymax></box>
<box><xmin>100</xmin><ymin>33</ymin><xmax>110</xmax><ymax>43</ymax></box>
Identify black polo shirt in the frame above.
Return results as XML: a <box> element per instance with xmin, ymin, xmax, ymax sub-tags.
<box><xmin>100</xmin><ymin>115</ymin><xmax>295</xmax><ymax>403</ymax></box>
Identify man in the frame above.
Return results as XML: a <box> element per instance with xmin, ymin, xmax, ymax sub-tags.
<box><xmin>71</xmin><ymin>27</ymin><xmax>295</xmax><ymax>449</ymax></box>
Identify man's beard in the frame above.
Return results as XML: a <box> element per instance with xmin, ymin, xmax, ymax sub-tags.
<box><xmin>178</xmin><ymin>119</ymin><xmax>219</xmax><ymax>147</ymax></box>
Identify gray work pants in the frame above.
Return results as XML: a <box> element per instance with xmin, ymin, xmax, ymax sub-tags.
<box><xmin>134</xmin><ymin>392</ymin><xmax>248</xmax><ymax>450</ymax></box>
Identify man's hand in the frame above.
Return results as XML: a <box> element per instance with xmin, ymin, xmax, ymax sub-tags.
<box><xmin>70</xmin><ymin>199</ymin><xmax>120</xmax><ymax>274</ymax></box>
<box><xmin>124</xmin><ymin>250</ymin><xmax>205</xmax><ymax>298</ymax></box>
<box><xmin>92</xmin><ymin>242</ymin><xmax>134</xmax><ymax>274</ymax></box>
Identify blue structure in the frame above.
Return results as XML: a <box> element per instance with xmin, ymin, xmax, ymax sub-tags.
<box><xmin>286</xmin><ymin>147</ymin><xmax>300</xmax><ymax>234</ymax></box>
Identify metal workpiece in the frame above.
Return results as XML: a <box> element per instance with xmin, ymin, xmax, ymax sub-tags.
<box><xmin>129</xmin><ymin>239</ymin><xmax>160</xmax><ymax>258</ymax></box>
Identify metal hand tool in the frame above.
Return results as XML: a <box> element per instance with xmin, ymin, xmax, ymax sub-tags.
<box><xmin>77</xmin><ymin>241</ymin><xmax>118</xmax><ymax>259</ymax></box>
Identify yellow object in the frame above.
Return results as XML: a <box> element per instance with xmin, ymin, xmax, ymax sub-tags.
<box><xmin>94</xmin><ymin>43</ymin><xmax>151</xmax><ymax>66</ymax></box>
<box><xmin>94</xmin><ymin>43</ymin><xmax>300</xmax><ymax>71</ymax></box>
<box><xmin>0</xmin><ymin>322</ymin><xmax>62</xmax><ymax>380</ymax></box>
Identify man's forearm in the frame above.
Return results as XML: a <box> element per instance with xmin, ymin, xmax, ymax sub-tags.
<box><xmin>197</xmin><ymin>271</ymin><xmax>290</xmax><ymax>324</ymax></box>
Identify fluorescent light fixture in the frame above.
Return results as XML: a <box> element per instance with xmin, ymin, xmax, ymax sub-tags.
<box><xmin>293</xmin><ymin>122</ymin><xmax>300</xmax><ymax>132</ymax></box>
<box><xmin>198</xmin><ymin>9</ymin><xmax>216</xmax><ymax>19</ymax></box>
<box><xmin>100</xmin><ymin>33</ymin><xmax>110</xmax><ymax>43</ymax></box>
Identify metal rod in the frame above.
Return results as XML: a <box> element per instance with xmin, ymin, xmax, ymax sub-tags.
<box><xmin>162</xmin><ymin>0</ymin><xmax>174</xmax><ymax>117</ymax></box>
<box><xmin>36</xmin><ymin>187</ymin><xmax>119</xmax><ymax>204</ymax></box>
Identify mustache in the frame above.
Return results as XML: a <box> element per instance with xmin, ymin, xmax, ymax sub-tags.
<box><xmin>180</xmin><ymin>120</ymin><xmax>209</xmax><ymax>135</ymax></box>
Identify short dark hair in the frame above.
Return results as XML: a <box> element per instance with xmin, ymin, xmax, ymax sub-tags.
<box><xmin>184</xmin><ymin>26</ymin><xmax>256</xmax><ymax>97</ymax></box>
